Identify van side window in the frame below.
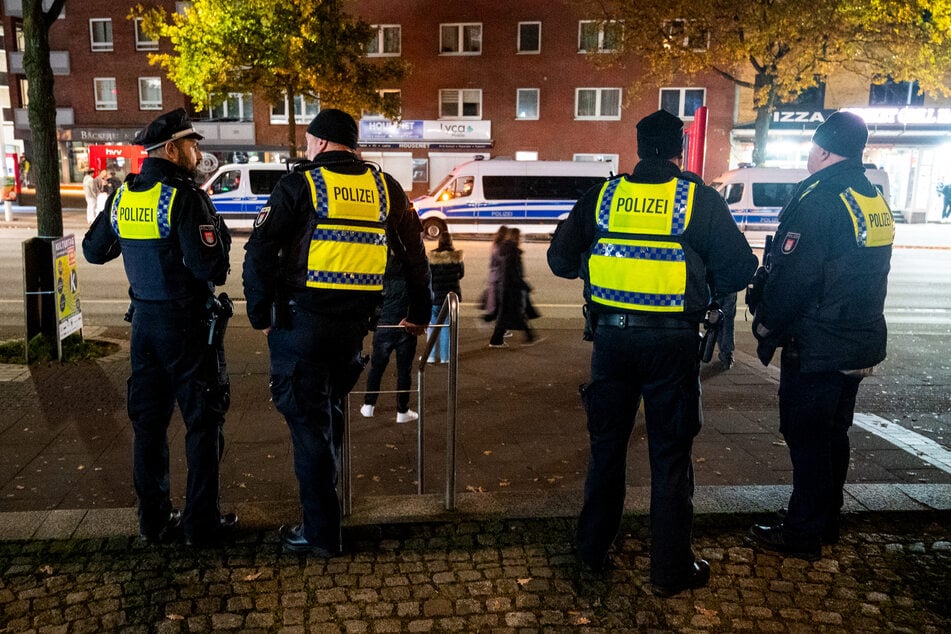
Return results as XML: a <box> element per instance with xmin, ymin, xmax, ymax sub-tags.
<box><xmin>209</xmin><ymin>170</ymin><xmax>241</xmax><ymax>195</ymax></box>
<box><xmin>483</xmin><ymin>175</ymin><xmax>606</xmax><ymax>200</ymax></box>
<box><xmin>446</xmin><ymin>176</ymin><xmax>474</xmax><ymax>199</ymax></box>
<box><xmin>249</xmin><ymin>169</ymin><xmax>285</xmax><ymax>195</ymax></box>
<box><xmin>752</xmin><ymin>182</ymin><xmax>797</xmax><ymax>208</ymax></box>
<box><xmin>723</xmin><ymin>183</ymin><xmax>743</xmax><ymax>205</ymax></box>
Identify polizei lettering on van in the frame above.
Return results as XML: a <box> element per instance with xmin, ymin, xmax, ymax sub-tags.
<box><xmin>332</xmin><ymin>186</ymin><xmax>376</xmax><ymax>203</ymax></box>
<box><xmin>117</xmin><ymin>206</ymin><xmax>155</xmax><ymax>222</ymax></box>
<box><xmin>614</xmin><ymin>196</ymin><xmax>670</xmax><ymax>215</ymax></box>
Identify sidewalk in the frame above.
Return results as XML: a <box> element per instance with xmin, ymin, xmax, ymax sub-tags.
<box><xmin>0</xmin><ymin>212</ymin><xmax>949</xmax><ymax>631</ymax></box>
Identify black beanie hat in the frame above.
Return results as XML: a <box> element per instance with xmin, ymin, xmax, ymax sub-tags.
<box><xmin>306</xmin><ymin>108</ymin><xmax>359</xmax><ymax>149</ymax></box>
<box><xmin>637</xmin><ymin>110</ymin><xmax>685</xmax><ymax>160</ymax></box>
<box><xmin>812</xmin><ymin>111</ymin><xmax>868</xmax><ymax>159</ymax></box>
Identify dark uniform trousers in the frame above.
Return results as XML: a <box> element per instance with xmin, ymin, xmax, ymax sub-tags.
<box><xmin>778</xmin><ymin>347</ymin><xmax>862</xmax><ymax>547</ymax></box>
<box><xmin>267</xmin><ymin>306</ymin><xmax>368</xmax><ymax>552</ymax></box>
<box><xmin>363</xmin><ymin>327</ymin><xmax>418</xmax><ymax>412</ymax></box>
<box><xmin>576</xmin><ymin>323</ymin><xmax>701</xmax><ymax>587</ymax></box>
<box><xmin>128</xmin><ymin>301</ymin><xmax>229</xmax><ymax>540</ymax></box>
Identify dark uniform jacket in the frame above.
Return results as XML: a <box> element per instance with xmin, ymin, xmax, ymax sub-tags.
<box><xmin>82</xmin><ymin>158</ymin><xmax>230</xmax><ymax>305</ymax></box>
<box><xmin>429</xmin><ymin>248</ymin><xmax>465</xmax><ymax>306</ymax></box>
<box><xmin>548</xmin><ymin>158</ymin><xmax>757</xmax><ymax>323</ymax></box>
<box><xmin>754</xmin><ymin>158</ymin><xmax>892</xmax><ymax>372</ymax></box>
<box><xmin>242</xmin><ymin>151</ymin><xmax>431</xmax><ymax>329</ymax></box>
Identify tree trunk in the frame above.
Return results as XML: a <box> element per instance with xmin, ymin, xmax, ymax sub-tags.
<box><xmin>751</xmin><ymin>106</ymin><xmax>772</xmax><ymax>167</ymax></box>
<box><xmin>23</xmin><ymin>0</ymin><xmax>64</xmax><ymax>237</ymax></box>
<box><xmin>286</xmin><ymin>90</ymin><xmax>298</xmax><ymax>156</ymax></box>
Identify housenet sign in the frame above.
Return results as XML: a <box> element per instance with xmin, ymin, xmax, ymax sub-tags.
<box><xmin>358</xmin><ymin>119</ymin><xmax>492</xmax><ymax>149</ymax></box>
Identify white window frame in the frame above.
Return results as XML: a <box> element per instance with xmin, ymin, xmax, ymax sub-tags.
<box><xmin>439</xmin><ymin>89</ymin><xmax>482</xmax><ymax>119</ymax></box>
<box><xmin>517</xmin><ymin>22</ymin><xmax>541</xmax><ymax>54</ymax></box>
<box><xmin>575</xmin><ymin>88</ymin><xmax>621</xmax><ymax>120</ymax></box>
<box><xmin>89</xmin><ymin>18</ymin><xmax>112</xmax><ymax>52</ymax></box>
<box><xmin>208</xmin><ymin>93</ymin><xmax>254</xmax><ymax>121</ymax></box>
<box><xmin>138</xmin><ymin>77</ymin><xmax>163</xmax><ymax>111</ymax></box>
<box><xmin>94</xmin><ymin>77</ymin><xmax>117</xmax><ymax>111</ymax></box>
<box><xmin>578</xmin><ymin>20</ymin><xmax>621</xmax><ymax>53</ymax></box>
<box><xmin>440</xmin><ymin>23</ymin><xmax>482</xmax><ymax>55</ymax></box>
<box><xmin>516</xmin><ymin>88</ymin><xmax>539</xmax><ymax>120</ymax></box>
<box><xmin>367</xmin><ymin>24</ymin><xmax>401</xmax><ymax>57</ymax></box>
<box><xmin>270</xmin><ymin>94</ymin><xmax>320</xmax><ymax>125</ymax></box>
<box><xmin>363</xmin><ymin>89</ymin><xmax>402</xmax><ymax>119</ymax></box>
<box><xmin>134</xmin><ymin>18</ymin><xmax>159</xmax><ymax>51</ymax></box>
<box><xmin>659</xmin><ymin>87</ymin><xmax>706</xmax><ymax>120</ymax></box>
<box><xmin>663</xmin><ymin>19</ymin><xmax>710</xmax><ymax>52</ymax></box>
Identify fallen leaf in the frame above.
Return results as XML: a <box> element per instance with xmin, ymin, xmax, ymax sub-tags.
<box><xmin>39</xmin><ymin>565</ymin><xmax>53</xmax><ymax>575</ymax></box>
<box><xmin>244</xmin><ymin>572</ymin><xmax>263</xmax><ymax>581</ymax></box>
<box><xmin>483</xmin><ymin>450</ymin><xmax>492</xmax><ymax>455</ymax></box>
<box><xmin>499</xmin><ymin>479</ymin><xmax>510</xmax><ymax>487</ymax></box>
<box><xmin>166</xmin><ymin>614</ymin><xmax>184</xmax><ymax>621</ymax></box>
<box><xmin>517</xmin><ymin>577</ymin><xmax>532</xmax><ymax>586</ymax></box>
<box><xmin>696</xmin><ymin>606</ymin><xmax>718</xmax><ymax>617</ymax></box>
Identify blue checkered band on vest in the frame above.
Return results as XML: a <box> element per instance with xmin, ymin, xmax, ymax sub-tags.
<box><xmin>310</xmin><ymin>168</ymin><xmax>388</xmax><ymax>223</ymax></box>
<box><xmin>590</xmin><ymin>285</ymin><xmax>684</xmax><ymax>308</ymax></box>
<box><xmin>110</xmin><ymin>183</ymin><xmax>174</xmax><ymax>238</ymax></box>
<box><xmin>596</xmin><ymin>179</ymin><xmax>620</xmax><ymax>230</ymax></box>
<box><xmin>841</xmin><ymin>189</ymin><xmax>868</xmax><ymax>247</ymax></box>
<box><xmin>592</xmin><ymin>243</ymin><xmax>685</xmax><ymax>262</ymax></box>
<box><xmin>596</xmin><ymin>178</ymin><xmax>691</xmax><ymax>234</ymax></box>
<box><xmin>305</xmin><ymin>271</ymin><xmax>384</xmax><ymax>287</ymax></box>
<box><xmin>312</xmin><ymin>228</ymin><xmax>388</xmax><ymax>246</ymax></box>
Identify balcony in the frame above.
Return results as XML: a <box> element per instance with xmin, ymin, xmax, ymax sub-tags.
<box><xmin>192</xmin><ymin>121</ymin><xmax>255</xmax><ymax>146</ymax></box>
<box><xmin>14</xmin><ymin>107</ymin><xmax>74</xmax><ymax>129</ymax></box>
<box><xmin>8</xmin><ymin>51</ymin><xmax>70</xmax><ymax>75</ymax></box>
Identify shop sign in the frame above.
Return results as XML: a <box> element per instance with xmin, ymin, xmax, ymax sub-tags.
<box><xmin>359</xmin><ymin>119</ymin><xmax>492</xmax><ymax>145</ymax></box>
<box><xmin>772</xmin><ymin>107</ymin><xmax>951</xmax><ymax>129</ymax></box>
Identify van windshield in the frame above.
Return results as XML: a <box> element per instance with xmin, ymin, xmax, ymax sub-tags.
<box><xmin>427</xmin><ymin>173</ymin><xmax>455</xmax><ymax>197</ymax></box>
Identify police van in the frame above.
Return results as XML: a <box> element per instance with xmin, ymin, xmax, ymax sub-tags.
<box><xmin>201</xmin><ymin>162</ymin><xmax>290</xmax><ymax>228</ymax></box>
<box><xmin>411</xmin><ymin>159</ymin><xmax>615</xmax><ymax>239</ymax></box>
<box><xmin>710</xmin><ymin>166</ymin><xmax>891</xmax><ymax>236</ymax></box>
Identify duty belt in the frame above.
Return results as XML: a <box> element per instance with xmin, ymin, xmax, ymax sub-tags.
<box><xmin>594</xmin><ymin>313</ymin><xmax>696</xmax><ymax>330</ymax></box>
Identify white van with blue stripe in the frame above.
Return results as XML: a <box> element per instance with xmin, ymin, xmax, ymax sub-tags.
<box><xmin>411</xmin><ymin>159</ymin><xmax>614</xmax><ymax>240</ymax></box>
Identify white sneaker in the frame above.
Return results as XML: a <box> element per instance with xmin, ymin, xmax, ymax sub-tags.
<box><xmin>396</xmin><ymin>409</ymin><xmax>418</xmax><ymax>424</ymax></box>
<box><xmin>360</xmin><ymin>404</ymin><xmax>375</xmax><ymax>418</ymax></box>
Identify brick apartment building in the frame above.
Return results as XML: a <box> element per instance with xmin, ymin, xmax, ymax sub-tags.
<box><xmin>1</xmin><ymin>0</ymin><xmax>736</xmax><ymax>197</ymax></box>
<box><xmin>3</xmin><ymin>0</ymin><xmax>949</xmax><ymax>216</ymax></box>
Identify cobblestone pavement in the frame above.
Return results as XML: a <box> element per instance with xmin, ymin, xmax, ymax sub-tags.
<box><xmin>2</xmin><ymin>512</ymin><xmax>948</xmax><ymax>633</ymax></box>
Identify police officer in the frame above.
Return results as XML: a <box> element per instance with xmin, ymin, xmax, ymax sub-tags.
<box><xmin>548</xmin><ymin>110</ymin><xmax>757</xmax><ymax>597</ymax></box>
<box><xmin>243</xmin><ymin>109</ymin><xmax>431</xmax><ymax>556</ymax></box>
<box><xmin>82</xmin><ymin>108</ymin><xmax>236</xmax><ymax>546</ymax></box>
<box><xmin>748</xmin><ymin>112</ymin><xmax>893</xmax><ymax>560</ymax></box>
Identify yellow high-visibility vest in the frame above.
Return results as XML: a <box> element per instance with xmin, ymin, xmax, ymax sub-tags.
<box><xmin>589</xmin><ymin>177</ymin><xmax>696</xmax><ymax>312</ymax></box>
<box><xmin>839</xmin><ymin>188</ymin><xmax>894</xmax><ymax>248</ymax></box>
<box><xmin>304</xmin><ymin>167</ymin><xmax>390</xmax><ymax>291</ymax></box>
<box><xmin>110</xmin><ymin>183</ymin><xmax>176</xmax><ymax>239</ymax></box>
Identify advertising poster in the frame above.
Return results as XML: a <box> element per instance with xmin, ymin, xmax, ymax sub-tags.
<box><xmin>53</xmin><ymin>234</ymin><xmax>83</xmax><ymax>339</ymax></box>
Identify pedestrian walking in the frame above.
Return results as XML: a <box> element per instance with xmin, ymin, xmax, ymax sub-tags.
<box><xmin>82</xmin><ymin>108</ymin><xmax>236</xmax><ymax>547</ymax></box>
<box><xmin>548</xmin><ymin>110</ymin><xmax>757</xmax><ymax>597</ymax></box>
<box><xmin>82</xmin><ymin>168</ymin><xmax>100</xmax><ymax>224</ymax></box>
<box><xmin>747</xmin><ymin>111</ymin><xmax>893</xmax><ymax>560</ymax></box>
<box><xmin>427</xmin><ymin>231</ymin><xmax>464</xmax><ymax>363</ymax></box>
<box><xmin>487</xmin><ymin>228</ymin><xmax>538</xmax><ymax>347</ymax></box>
<box><xmin>242</xmin><ymin>109</ymin><xmax>431</xmax><ymax>556</ymax></box>
<box><xmin>360</xmin><ymin>254</ymin><xmax>420</xmax><ymax>423</ymax></box>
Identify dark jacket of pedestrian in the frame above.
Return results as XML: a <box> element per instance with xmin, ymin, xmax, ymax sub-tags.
<box><xmin>429</xmin><ymin>236</ymin><xmax>464</xmax><ymax>307</ymax></box>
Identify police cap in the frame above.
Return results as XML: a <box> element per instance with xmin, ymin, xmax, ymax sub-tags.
<box><xmin>134</xmin><ymin>108</ymin><xmax>204</xmax><ymax>152</ymax></box>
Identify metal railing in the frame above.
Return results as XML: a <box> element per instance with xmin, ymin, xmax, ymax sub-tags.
<box><xmin>342</xmin><ymin>291</ymin><xmax>460</xmax><ymax>515</ymax></box>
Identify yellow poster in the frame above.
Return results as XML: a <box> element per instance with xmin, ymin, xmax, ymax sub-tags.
<box><xmin>53</xmin><ymin>235</ymin><xmax>83</xmax><ymax>339</ymax></box>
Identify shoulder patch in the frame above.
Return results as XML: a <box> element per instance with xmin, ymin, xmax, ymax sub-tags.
<box><xmin>199</xmin><ymin>224</ymin><xmax>217</xmax><ymax>247</ymax></box>
<box><xmin>254</xmin><ymin>206</ymin><xmax>271</xmax><ymax>229</ymax></box>
<box><xmin>781</xmin><ymin>232</ymin><xmax>800</xmax><ymax>254</ymax></box>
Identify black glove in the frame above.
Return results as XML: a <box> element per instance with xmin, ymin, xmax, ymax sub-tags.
<box><xmin>752</xmin><ymin>316</ymin><xmax>778</xmax><ymax>366</ymax></box>
<box><xmin>745</xmin><ymin>266</ymin><xmax>768</xmax><ymax>315</ymax></box>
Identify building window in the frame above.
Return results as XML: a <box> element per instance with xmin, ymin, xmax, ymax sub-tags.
<box><xmin>662</xmin><ymin>19</ymin><xmax>710</xmax><ymax>51</ymax></box>
<box><xmin>367</xmin><ymin>24</ymin><xmax>401</xmax><ymax>56</ymax></box>
<box><xmin>516</xmin><ymin>89</ymin><xmax>539</xmax><ymax>120</ymax></box>
<box><xmin>363</xmin><ymin>89</ymin><xmax>401</xmax><ymax>118</ymax></box>
<box><xmin>94</xmin><ymin>77</ymin><xmax>117</xmax><ymax>110</ymax></box>
<box><xmin>578</xmin><ymin>20</ymin><xmax>621</xmax><ymax>53</ymax></box>
<box><xmin>440</xmin><ymin>23</ymin><xmax>482</xmax><ymax>55</ymax></box>
<box><xmin>134</xmin><ymin>18</ymin><xmax>159</xmax><ymax>51</ymax></box>
<box><xmin>208</xmin><ymin>93</ymin><xmax>254</xmax><ymax>121</ymax></box>
<box><xmin>869</xmin><ymin>78</ymin><xmax>925</xmax><ymax>106</ymax></box>
<box><xmin>270</xmin><ymin>94</ymin><xmax>320</xmax><ymax>124</ymax></box>
<box><xmin>138</xmin><ymin>77</ymin><xmax>162</xmax><ymax>110</ymax></box>
<box><xmin>439</xmin><ymin>89</ymin><xmax>482</xmax><ymax>118</ymax></box>
<box><xmin>575</xmin><ymin>88</ymin><xmax>621</xmax><ymax>120</ymax></box>
<box><xmin>518</xmin><ymin>22</ymin><xmax>541</xmax><ymax>54</ymax></box>
<box><xmin>660</xmin><ymin>87</ymin><xmax>705</xmax><ymax>119</ymax></box>
<box><xmin>90</xmin><ymin>18</ymin><xmax>113</xmax><ymax>52</ymax></box>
